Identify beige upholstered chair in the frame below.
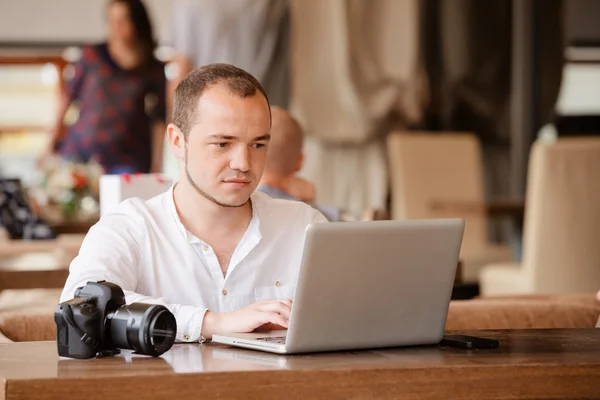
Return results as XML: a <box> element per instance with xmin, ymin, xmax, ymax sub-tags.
<box><xmin>387</xmin><ymin>132</ymin><xmax>512</xmax><ymax>282</ymax></box>
<box><xmin>480</xmin><ymin>138</ymin><xmax>600</xmax><ymax>295</ymax></box>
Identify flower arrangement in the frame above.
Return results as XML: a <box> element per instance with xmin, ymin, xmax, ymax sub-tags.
<box><xmin>30</xmin><ymin>156</ymin><xmax>104</xmax><ymax>220</ymax></box>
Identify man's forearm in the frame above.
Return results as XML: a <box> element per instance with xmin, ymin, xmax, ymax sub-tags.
<box><xmin>124</xmin><ymin>290</ymin><xmax>208</xmax><ymax>342</ymax></box>
<box><xmin>200</xmin><ymin>311</ymin><xmax>220</xmax><ymax>340</ymax></box>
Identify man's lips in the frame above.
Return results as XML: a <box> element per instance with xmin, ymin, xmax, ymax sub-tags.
<box><xmin>223</xmin><ymin>179</ymin><xmax>251</xmax><ymax>184</ymax></box>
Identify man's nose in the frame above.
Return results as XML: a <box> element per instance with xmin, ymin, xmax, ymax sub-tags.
<box><xmin>230</xmin><ymin>145</ymin><xmax>251</xmax><ymax>172</ymax></box>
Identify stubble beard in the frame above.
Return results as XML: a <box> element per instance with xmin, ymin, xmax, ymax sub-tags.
<box><xmin>184</xmin><ymin>148</ymin><xmax>248</xmax><ymax>209</ymax></box>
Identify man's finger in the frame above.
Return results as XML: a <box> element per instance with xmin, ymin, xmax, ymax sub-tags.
<box><xmin>254</xmin><ymin>299</ymin><xmax>292</xmax><ymax>307</ymax></box>
<box><xmin>258</xmin><ymin>311</ymin><xmax>289</xmax><ymax>328</ymax></box>
<box><xmin>259</xmin><ymin>301</ymin><xmax>292</xmax><ymax>319</ymax></box>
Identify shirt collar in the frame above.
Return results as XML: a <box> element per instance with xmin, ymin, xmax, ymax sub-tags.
<box><xmin>165</xmin><ymin>183</ymin><xmax>263</xmax><ymax>244</ymax></box>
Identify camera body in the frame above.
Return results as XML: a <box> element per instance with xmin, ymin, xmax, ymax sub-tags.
<box><xmin>55</xmin><ymin>281</ymin><xmax>177</xmax><ymax>359</ymax></box>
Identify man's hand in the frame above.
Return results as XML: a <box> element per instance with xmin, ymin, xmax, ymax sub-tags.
<box><xmin>201</xmin><ymin>300</ymin><xmax>292</xmax><ymax>339</ymax></box>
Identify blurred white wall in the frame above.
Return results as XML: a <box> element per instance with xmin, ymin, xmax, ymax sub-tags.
<box><xmin>0</xmin><ymin>0</ymin><xmax>173</xmax><ymax>44</ymax></box>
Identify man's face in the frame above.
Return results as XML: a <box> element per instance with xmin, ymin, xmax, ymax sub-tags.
<box><xmin>183</xmin><ymin>85</ymin><xmax>271</xmax><ymax>208</ymax></box>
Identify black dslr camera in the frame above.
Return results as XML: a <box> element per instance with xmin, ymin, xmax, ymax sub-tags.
<box><xmin>55</xmin><ymin>281</ymin><xmax>177</xmax><ymax>359</ymax></box>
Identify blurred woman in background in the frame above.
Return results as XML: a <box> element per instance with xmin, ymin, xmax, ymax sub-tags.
<box><xmin>43</xmin><ymin>0</ymin><xmax>166</xmax><ymax>174</ymax></box>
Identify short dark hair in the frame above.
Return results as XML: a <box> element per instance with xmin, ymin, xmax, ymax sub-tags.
<box><xmin>172</xmin><ymin>63</ymin><xmax>270</xmax><ymax>139</ymax></box>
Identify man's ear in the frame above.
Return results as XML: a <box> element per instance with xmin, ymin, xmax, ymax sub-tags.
<box><xmin>296</xmin><ymin>153</ymin><xmax>304</xmax><ymax>172</ymax></box>
<box><xmin>167</xmin><ymin>123</ymin><xmax>185</xmax><ymax>161</ymax></box>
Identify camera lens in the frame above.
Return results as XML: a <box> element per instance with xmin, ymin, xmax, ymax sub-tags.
<box><xmin>107</xmin><ymin>303</ymin><xmax>177</xmax><ymax>357</ymax></box>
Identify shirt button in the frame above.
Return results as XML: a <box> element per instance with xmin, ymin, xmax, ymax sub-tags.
<box><xmin>203</xmin><ymin>245</ymin><xmax>209</xmax><ymax>252</ymax></box>
<box><xmin>222</xmin><ymin>289</ymin><xmax>228</xmax><ymax>296</ymax></box>
<box><xmin>275</xmin><ymin>281</ymin><xmax>281</xmax><ymax>287</ymax></box>
<box><xmin>184</xmin><ymin>334</ymin><xmax>190</xmax><ymax>340</ymax></box>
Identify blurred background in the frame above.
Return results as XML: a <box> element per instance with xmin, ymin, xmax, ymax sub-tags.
<box><xmin>0</xmin><ymin>0</ymin><xmax>600</xmax><ymax>299</ymax></box>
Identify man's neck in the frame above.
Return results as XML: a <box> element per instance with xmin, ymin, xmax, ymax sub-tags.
<box><xmin>172</xmin><ymin>181</ymin><xmax>253</xmax><ymax>241</ymax></box>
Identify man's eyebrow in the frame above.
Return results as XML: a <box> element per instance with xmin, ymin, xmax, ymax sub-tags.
<box><xmin>207</xmin><ymin>134</ymin><xmax>271</xmax><ymax>141</ymax></box>
<box><xmin>208</xmin><ymin>134</ymin><xmax>236</xmax><ymax>140</ymax></box>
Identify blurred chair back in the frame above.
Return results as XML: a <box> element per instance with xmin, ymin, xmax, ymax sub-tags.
<box><xmin>387</xmin><ymin>132</ymin><xmax>511</xmax><ymax>281</ymax></box>
<box><xmin>523</xmin><ymin>138</ymin><xmax>600</xmax><ymax>293</ymax></box>
<box><xmin>0</xmin><ymin>314</ymin><xmax>56</xmax><ymax>342</ymax></box>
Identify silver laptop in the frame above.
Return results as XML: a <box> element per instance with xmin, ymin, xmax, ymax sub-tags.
<box><xmin>212</xmin><ymin>218</ymin><xmax>464</xmax><ymax>354</ymax></box>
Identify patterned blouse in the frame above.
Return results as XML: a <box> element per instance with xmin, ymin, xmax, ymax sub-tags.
<box><xmin>58</xmin><ymin>43</ymin><xmax>166</xmax><ymax>174</ymax></box>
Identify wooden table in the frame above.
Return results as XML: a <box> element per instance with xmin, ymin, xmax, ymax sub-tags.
<box><xmin>1</xmin><ymin>329</ymin><xmax>600</xmax><ymax>400</ymax></box>
<box><xmin>45</xmin><ymin>215</ymin><xmax>97</xmax><ymax>235</ymax></box>
<box><xmin>50</xmin><ymin>221</ymin><xmax>95</xmax><ymax>235</ymax></box>
<box><xmin>0</xmin><ymin>253</ymin><xmax>70</xmax><ymax>292</ymax></box>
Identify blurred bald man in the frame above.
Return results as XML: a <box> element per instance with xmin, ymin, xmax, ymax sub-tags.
<box><xmin>258</xmin><ymin>107</ymin><xmax>345</xmax><ymax>222</ymax></box>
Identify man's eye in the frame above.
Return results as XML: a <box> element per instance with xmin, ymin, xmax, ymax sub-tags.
<box><xmin>253</xmin><ymin>143</ymin><xmax>267</xmax><ymax>149</ymax></box>
<box><xmin>214</xmin><ymin>143</ymin><xmax>229</xmax><ymax>148</ymax></box>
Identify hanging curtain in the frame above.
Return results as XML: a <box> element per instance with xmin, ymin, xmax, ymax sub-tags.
<box><xmin>290</xmin><ymin>0</ymin><xmax>426</xmax><ymax>215</ymax></box>
<box><xmin>422</xmin><ymin>0</ymin><xmax>564</xmax><ymax>241</ymax></box>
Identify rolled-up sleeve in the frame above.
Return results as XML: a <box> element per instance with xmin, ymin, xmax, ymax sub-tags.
<box><xmin>60</xmin><ymin>209</ymin><xmax>207</xmax><ymax>342</ymax></box>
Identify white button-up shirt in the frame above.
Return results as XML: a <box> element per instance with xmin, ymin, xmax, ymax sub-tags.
<box><xmin>60</xmin><ymin>186</ymin><xmax>327</xmax><ymax>342</ymax></box>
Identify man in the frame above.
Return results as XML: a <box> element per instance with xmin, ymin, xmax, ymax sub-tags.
<box><xmin>257</xmin><ymin>107</ymin><xmax>348</xmax><ymax>222</ymax></box>
<box><xmin>60</xmin><ymin>64</ymin><xmax>327</xmax><ymax>342</ymax></box>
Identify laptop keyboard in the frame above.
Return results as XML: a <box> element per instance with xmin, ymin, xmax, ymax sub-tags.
<box><xmin>255</xmin><ymin>336</ymin><xmax>286</xmax><ymax>344</ymax></box>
